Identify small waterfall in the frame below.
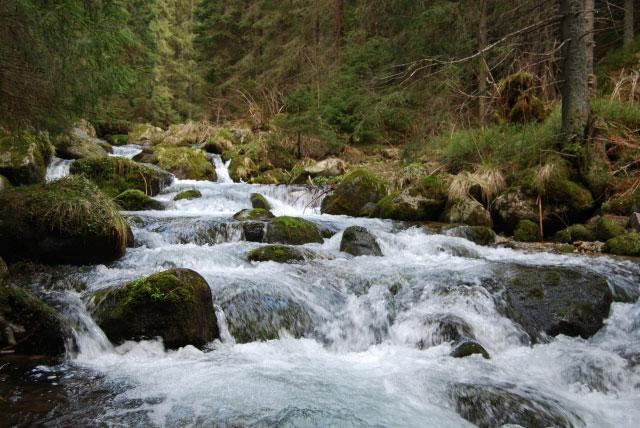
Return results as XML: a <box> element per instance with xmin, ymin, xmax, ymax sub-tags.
<box><xmin>110</xmin><ymin>144</ymin><xmax>143</xmax><ymax>159</ymax></box>
<box><xmin>46</xmin><ymin>157</ymin><xmax>73</xmax><ymax>182</ymax></box>
<box><xmin>212</xmin><ymin>154</ymin><xmax>233</xmax><ymax>183</ymax></box>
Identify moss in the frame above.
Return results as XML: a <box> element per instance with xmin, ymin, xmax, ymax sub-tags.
<box><xmin>70</xmin><ymin>156</ymin><xmax>172</xmax><ymax>197</ymax></box>
<box><xmin>250</xmin><ymin>168</ymin><xmax>289</xmax><ymax>185</ymax></box>
<box><xmin>450</xmin><ymin>340</ymin><xmax>490</xmax><ymax>359</ymax></box>
<box><xmin>152</xmin><ymin>145</ymin><xmax>216</xmax><ymax>181</ymax></box>
<box><xmin>558</xmin><ymin>244</ymin><xmax>576</xmax><ymax>253</ymax></box>
<box><xmin>603</xmin><ymin>233</ymin><xmax>640</xmax><ymax>257</ymax></box>
<box><xmin>114</xmin><ymin>189</ymin><xmax>164</xmax><ymax>211</ymax></box>
<box><xmin>0</xmin><ymin>130</ymin><xmax>54</xmax><ymax>185</ymax></box>
<box><xmin>0</xmin><ymin>176</ymin><xmax>130</xmax><ymax>264</ymax></box>
<box><xmin>554</xmin><ymin>224</ymin><xmax>595</xmax><ymax>243</ymax></box>
<box><xmin>174</xmin><ymin>189</ymin><xmax>202</xmax><ymax>201</ymax></box>
<box><xmin>0</xmin><ymin>284</ymin><xmax>67</xmax><ymax>355</ymax></box>
<box><xmin>321</xmin><ymin>169</ymin><xmax>388</xmax><ymax>216</ymax></box>
<box><xmin>447</xmin><ymin>226</ymin><xmax>496</xmax><ymax>246</ymax></box>
<box><xmin>514</xmin><ymin>219</ymin><xmax>540</xmax><ymax>242</ymax></box>
<box><xmin>546</xmin><ymin>175</ymin><xmax>593</xmax><ymax>214</ymax></box>
<box><xmin>602</xmin><ymin>190</ymin><xmax>640</xmax><ymax>216</ymax></box>
<box><xmin>229</xmin><ymin>156</ymin><xmax>258</xmax><ymax>182</ymax></box>
<box><xmin>129</xmin><ymin>123</ymin><xmax>161</xmax><ymax>143</ymax></box>
<box><xmin>90</xmin><ymin>268</ymin><xmax>218</xmax><ymax>349</ymax></box>
<box><xmin>442</xmin><ymin>198</ymin><xmax>492</xmax><ymax>227</ymax></box>
<box><xmin>96</xmin><ymin>120</ymin><xmax>133</xmax><ymax>137</ymax></box>
<box><xmin>250</xmin><ymin>193</ymin><xmax>271</xmax><ymax>210</ymax></box>
<box><xmin>233</xmin><ymin>208</ymin><xmax>275</xmax><ymax>221</ymax></box>
<box><xmin>247</xmin><ymin>245</ymin><xmax>313</xmax><ymax>263</ymax></box>
<box><xmin>106</xmin><ymin>134</ymin><xmax>129</xmax><ymax>146</ymax></box>
<box><xmin>594</xmin><ymin>216</ymin><xmax>626</xmax><ymax>241</ymax></box>
<box><xmin>266</xmin><ymin>216</ymin><xmax>323</xmax><ymax>245</ymax></box>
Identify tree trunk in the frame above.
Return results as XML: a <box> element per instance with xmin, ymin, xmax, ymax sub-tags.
<box><xmin>478</xmin><ymin>0</ymin><xmax>488</xmax><ymax>126</ymax></box>
<box><xmin>585</xmin><ymin>0</ymin><xmax>595</xmax><ymax>76</ymax></box>
<box><xmin>624</xmin><ymin>0</ymin><xmax>634</xmax><ymax>46</ymax></box>
<box><xmin>335</xmin><ymin>0</ymin><xmax>343</xmax><ymax>64</ymax></box>
<box><xmin>560</xmin><ymin>0</ymin><xmax>590</xmax><ymax>148</ymax></box>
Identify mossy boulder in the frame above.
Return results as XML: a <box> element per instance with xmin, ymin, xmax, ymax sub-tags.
<box><xmin>221</xmin><ymin>290</ymin><xmax>313</xmax><ymax>343</ymax></box>
<box><xmin>106</xmin><ymin>134</ymin><xmax>129</xmax><ymax>146</ymax></box>
<box><xmin>247</xmin><ymin>245</ymin><xmax>314</xmax><ymax>263</ymax></box>
<box><xmin>70</xmin><ymin>156</ymin><xmax>172</xmax><ymax>197</ymax></box>
<box><xmin>233</xmin><ymin>208</ymin><xmax>275</xmax><ymax>221</ymax></box>
<box><xmin>0</xmin><ymin>284</ymin><xmax>68</xmax><ymax>356</ymax></box>
<box><xmin>250</xmin><ymin>168</ymin><xmax>289</xmax><ymax>185</ymax></box>
<box><xmin>373</xmin><ymin>185</ymin><xmax>445</xmax><ymax>221</ymax></box>
<box><xmin>603</xmin><ymin>233</ymin><xmax>640</xmax><ymax>257</ymax></box>
<box><xmin>128</xmin><ymin>123</ymin><xmax>163</xmax><ymax>144</ymax></box>
<box><xmin>293</xmin><ymin>158</ymin><xmax>347</xmax><ymax>183</ymax></box>
<box><xmin>495</xmin><ymin>265</ymin><xmax>612</xmax><ymax>342</ymax></box>
<box><xmin>594</xmin><ymin>215</ymin><xmax>627</xmax><ymax>241</ymax></box>
<box><xmin>602</xmin><ymin>190</ymin><xmax>640</xmax><ymax>216</ymax></box>
<box><xmin>0</xmin><ymin>176</ymin><xmax>131</xmax><ymax>265</ymax></box>
<box><xmin>114</xmin><ymin>189</ymin><xmax>164</xmax><ymax>211</ymax></box>
<box><xmin>492</xmin><ymin>187</ymin><xmax>538</xmax><ymax>232</ymax></box>
<box><xmin>202</xmin><ymin>135</ymin><xmax>233</xmax><ymax>154</ymax></box>
<box><xmin>450</xmin><ymin>383</ymin><xmax>574</xmax><ymax>428</ymax></box>
<box><xmin>442</xmin><ymin>198</ymin><xmax>492</xmax><ymax>227</ymax></box>
<box><xmin>554</xmin><ymin>224</ymin><xmax>595</xmax><ymax>243</ymax></box>
<box><xmin>174</xmin><ymin>189</ymin><xmax>202</xmax><ymax>201</ymax></box>
<box><xmin>265</xmin><ymin>216</ymin><xmax>323</xmax><ymax>245</ymax></box>
<box><xmin>0</xmin><ymin>130</ymin><xmax>54</xmax><ymax>185</ymax></box>
<box><xmin>153</xmin><ymin>145</ymin><xmax>216</xmax><ymax>181</ymax></box>
<box><xmin>340</xmin><ymin>226</ymin><xmax>382</xmax><ymax>256</ymax></box>
<box><xmin>89</xmin><ymin>268</ymin><xmax>219</xmax><ymax>349</ymax></box>
<box><xmin>250</xmin><ymin>193</ymin><xmax>271</xmax><ymax>210</ymax></box>
<box><xmin>321</xmin><ymin>169</ymin><xmax>388</xmax><ymax>216</ymax></box>
<box><xmin>450</xmin><ymin>340</ymin><xmax>490</xmax><ymax>359</ymax></box>
<box><xmin>96</xmin><ymin>120</ymin><xmax>132</xmax><ymax>138</ymax></box>
<box><xmin>446</xmin><ymin>226</ymin><xmax>496</xmax><ymax>246</ymax></box>
<box><xmin>513</xmin><ymin>219</ymin><xmax>540</xmax><ymax>242</ymax></box>
<box><xmin>545</xmin><ymin>175</ymin><xmax>594</xmax><ymax>220</ymax></box>
<box><xmin>53</xmin><ymin>127</ymin><xmax>108</xmax><ymax>160</ymax></box>
<box><xmin>229</xmin><ymin>156</ymin><xmax>258</xmax><ymax>182</ymax></box>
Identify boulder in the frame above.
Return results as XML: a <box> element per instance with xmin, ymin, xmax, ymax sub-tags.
<box><xmin>247</xmin><ymin>245</ymin><xmax>314</xmax><ymax>263</ymax></box>
<box><xmin>628</xmin><ymin>212</ymin><xmax>640</xmax><ymax>232</ymax></box>
<box><xmin>242</xmin><ymin>221</ymin><xmax>266</xmax><ymax>242</ymax></box>
<box><xmin>492</xmin><ymin>187</ymin><xmax>538</xmax><ymax>232</ymax></box>
<box><xmin>0</xmin><ymin>176</ymin><xmax>131</xmax><ymax>265</ymax></box>
<box><xmin>0</xmin><ymin>130</ymin><xmax>54</xmax><ymax>185</ymax></box>
<box><xmin>603</xmin><ymin>233</ymin><xmax>640</xmax><ymax>257</ymax></box>
<box><xmin>174</xmin><ymin>189</ymin><xmax>202</xmax><ymax>201</ymax></box>
<box><xmin>593</xmin><ymin>215</ymin><xmax>627</xmax><ymax>241</ymax></box>
<box><xmin>554</xmin><ymin>224</ymin><xmax>594</xmax><ymax>243</ymax></box>
<box><xmin>450</xmin><ymin>383</ymin><xmax>574</xmax><ymax>428</ymax></box>
<box><xmin>233</xmin><ymin>208</ymin><xmax>275</xmax><ymax>222</ymax></box>
<box><xmin>89</xmin><ymin>268</ymin><xmax>218</xmax><ymax>349</ymax></box>
<box><xmin>442</xmin><ymin>198</ymin><xmax>492</xmax><ymax>227</ymax></box>
<box><xmin>445</xmin><ymin>226</ymin><xmax>496</xmax><ymax>246</ymax></box>
<box><xmin>152</xmin><ymin>145</ymin><xmax>216</xmax><ymax>181</ymax></box>
<box><xmin>70</xmin><ymin>156</ymin><xmax>173</xmax><ymax>197</ymax></box>
<box><xmin>294</xmin><ymin>158</ymin><xmax>347</xmax><ymax>183</ymax></box>
<box><xmin>602</xmin><ymin>190</ymin><xmax>640</xmax><ymax>216</ymax></box>
<box><xmin>202</xmin><ymin>136</ymin><xmax>233</xmax><ymax>154</ymax></box>
<box><xmin>450</xmin><ymin>340</ymin><xmax>490</xmax><ymax>359</ymax></box>
<box><xmin>53</xmin><ymin>126</ymin><xmax>108</xmax><ymax>160</ymax></box>
<box><xmin>114</xmin><ymin>189</ymin><xmax>164</xmax><ymax>211</ymax></box>
<box><xmin>132</xmin><ymin>146</ymin><xmax>157</xmax><ymax>163</ymax></box>
<box><xmin>221</xmin><ymin>290</ymin><xmax>313</xmax><ymax>343</ymax></box>
<box><xmin>265</xmin><ymin>216</ymin><xmax>323</xmax><ymax>245</ymax></box>
<box><xmin>340</xmin><ymin>226</ymin><xmax>382</xmax><ymax>256</ymax></box>
<box><xmin>0</xmin><ymin>284</ymin><xmax>68</xmax><ymax>356</ymax></box>
<box><xmin>321</xmin><ymin>169</ymin><xmax>388</xmax><ymax>216</ymax></box>
<box><xmin>513</xmin><ymin>219</ymin><xmax>540</xmax><ymax>242</ymax></box>
<box><xmin>250</xmin><ymin>168</ymin><xmax>289</xmax><ymax>185</ymax></box>
<box><xmin>373</xmin><ymin>176</ymin><xmax>447</xmax><ymax>221</ymax></box>
<box><xmin>128</xmin><ymin>123</ymin><xmax>164</xmax><ymax>144</ymax></box>
<box><xmin>495</xmin><ymin>265</ymin><xmax>612</xmax><ymax>342</ymax></box>
<box><xmin>95</xmin><ymin>120</ymin><xmax>132</xmax><ymax>138</ymax></box>
<box><xmin>418</xmin><ymin>314</ymin><xmax>475</xmax><ymax>349</ymax></box>
<box><xmin>250</xmin><ymin>193</ymin><xmax>271</xmax><ymax>210</ymax></box>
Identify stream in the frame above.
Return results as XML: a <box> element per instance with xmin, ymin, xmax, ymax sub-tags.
<box><xmin>3</xmin><ymin>153</ymin><xmax>640</xmax><ymax>427</ymax></box>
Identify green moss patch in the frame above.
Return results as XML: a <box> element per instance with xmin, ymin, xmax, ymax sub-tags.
<box><xmin>321</xmin><ymin>169</ymin><xmax>388</xmax><ymax>216</ymax></box>
<box><xmin>114</xmin><ymin>189</ymin><xmax>164</xmax><ymax>211</ymax></box>
<box><xmin>603</xmin><ymin>233</ymin><xmax>640</xmax><ymax>257</ymax></box>
<box><xmin>513</xmin><ymin>219</ymin><xmax>540</xmax><ymax>242</ymax></box>
<box><xmin>0</xmin><ymin>130</ymin><xmax>54</xmax><ymax>185</ymax></box>
<box><xmin>154</xmin><ymin>145</ymin><xmax>216</xmax><ymax>181</ymax></box>
<box><xmin>233</xmin><ymin>208</ymin><xmax>275</xmax><ymax>221</ymax></box>
<box><xmin>247</xmin><ymin>245</ymin><xmax>314</xmax><ymax>263</ymax></box>
<box><xmin>555</xmin><ymin>224</ymin><xmax>594</xmax><ymax>243</ymax></box>
<box><xmin>250</xmin><ymin>193</ymin><xmax>271</xmax><ymax>210</ymax></box>
<box><xmin>265</xmin><ymin>216</ymin><xmax>323</xmax><ymax>245</ymax></box>
<box><xmin>174</xmin><ymin>189</ymin><xmax>202</xmax><ymax>201</ymax></box>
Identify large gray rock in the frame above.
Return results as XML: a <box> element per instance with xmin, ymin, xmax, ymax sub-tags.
<box><xmin>54</xmin><ymin>125</ymin><xmax>109</xmax><ymax>160</ymax></box>
<box><xmin>294</xmin><ymin>158</ymin><xmax>347</xmax><ymax>183</ymax></box>
<box><xmin>442</xmin><ymin>198</ymin><xmax>492</xmax><ymax>227</ymax></box>
<box><xmin>0</xmin><ymin>130</ymin><xmax>54</xmax><ymax>185</ymax></box>
<box><xmin>340</xmin><ymin>226</ymin><xmax>382</xmax><ymax>257</ymax></box>
<box><xmin>493</xmin><ymin>265</ymin><xmax>612</xmax><ymax>342</ymax></box>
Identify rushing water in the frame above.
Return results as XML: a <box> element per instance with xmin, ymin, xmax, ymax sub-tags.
<box><xmin>45</xmin><ymin>157</ymin><xmax>73</xmax><ymax>182</ymax></box>
<box><xmin>6</xmin><ymin>157</ymin><xmax>640</xmax><ymax>427</ymax></box>
<box><xmin>110</xmin><ymin>144</ymin><xmax>143</xmax><ymax>159</ymax></box>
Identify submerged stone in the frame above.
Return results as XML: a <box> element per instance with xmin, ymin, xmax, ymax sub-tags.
<box><xmin>340</xmin><ymin>226</ymin><xmax>382</xmax><ymax>257</ymax></box>
<box><xmin>89</xmin><ymin>268</ymin><xmax>218</xmax><ymax>349</ymax></box>
<box><xmin>450</xmin><ymin>340</ymin><xmax>490</xmax><ymax>359</ymax></box>
<box><xmin>250</xmin><ymin>193</ymin><xmax>271</xmax><ymax>210</ymax></box>
<box><xmin>174</xmin><ymin>189</ymin><xmax>202</xmax><ymax>201</ymax></box>
<box><xmin>247</xmin><ymin>245</ymin><xmax>314</xmax><ymax>263</ymax></box>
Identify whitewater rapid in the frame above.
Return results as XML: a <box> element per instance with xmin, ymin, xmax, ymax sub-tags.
<box><xmin>19</xmin><ymin>157</ymin><xmax>640</xmax><ymax>427</ymax></box>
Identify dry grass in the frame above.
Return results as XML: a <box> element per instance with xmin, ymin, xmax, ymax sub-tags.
<box><xmin>448</xmin><ymin>166</ymin><xmax>506</xmax><ymax>207</ymax></box>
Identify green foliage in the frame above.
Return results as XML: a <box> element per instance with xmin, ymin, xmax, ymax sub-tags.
<box><xmin>591</xmin><ymin>98</ymin><xmax>640</xmax><ymax>129</ymax></box>
<box><xmin>603</xmin><ymin>233</ymin><xmax>640</xmax><ymax>257</ymax></box>
<box><xmin>514</xmin><ymin>219</ymin><xmax>540</xmax><ymax>242</ymax></box>
<box><xmin>596</xmin><ymin>35</ymin><xmax>640</xmax><ymax>93</ymax></box>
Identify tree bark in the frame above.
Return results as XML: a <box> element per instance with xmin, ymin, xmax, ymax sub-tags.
<box><xmin>334</xmin><ymin>0</ymin><xmax>342</xmax><ymax>64</ymax></box>
<box><xmin>560</xmin><ymin>0</ymin><xmax>590</xmax><ymax>148</ymax></box>
<box><xmin>624</xmin><ymin>0</ymin><xmax>634</xmax><ymax>46</ymax></box>
<box><xmin>585</xmin><ymin>0</ymin><xmax>595</xmax><ymax>76</ymax></box>
<box><xmin>478</xmin><ymin>0</ymin><xmax>488</xmax><ymax>126</ymax></box>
